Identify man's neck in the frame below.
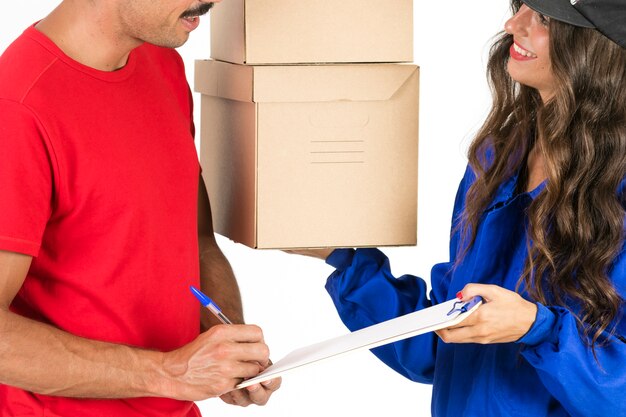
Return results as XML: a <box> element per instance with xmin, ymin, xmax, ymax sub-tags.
<box><xmin>35</xmin><ymin>0</ymin><xmax>141</xmax><ymax>72</ymax></box>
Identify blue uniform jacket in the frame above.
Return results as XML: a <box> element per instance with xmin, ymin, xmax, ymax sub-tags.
<box><xmin>325</xmin><ymin>164</ymin><xmax>626</xmax><ymax>417</ymax></box>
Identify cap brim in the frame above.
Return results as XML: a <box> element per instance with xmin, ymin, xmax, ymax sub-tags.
<box><xmin>521</xmin><ymin>0</ymin><xmax>595</xmax><ymax>28</ymax></box>
<box><xmin>574</xmin><ymin>0</ymin><xmax>626</xmax><ymax>49</ymax></box>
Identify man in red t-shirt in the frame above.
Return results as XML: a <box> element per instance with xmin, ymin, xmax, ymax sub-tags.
<box><xmin>0</xmin><ymin>1</ymin><xmax>281</xmax><ymax>416</ymax></box>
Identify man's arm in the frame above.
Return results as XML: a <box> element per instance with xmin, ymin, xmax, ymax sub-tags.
<box><xmin>196</xmin><ymin>175</ymin><xmax>282</xmax><ymax>406</ymax></box>
<box><xmin>0</xmin><ymin>250</ymin><xmax>165</xmax><ymax>398</ymax></box>
<box><xmin>197</xmin><ymin>175</ymin><xmax>243</xmax><ymax>329</ymax></box>
<box><xmin>0</xmin><ymin>249</ymin><xmax>269</xmax><ymax>400</ymax></box>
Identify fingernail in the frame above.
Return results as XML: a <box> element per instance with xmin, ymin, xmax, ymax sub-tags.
<box><xmin>247</xmin><ymin>384</ymin><xmax>260</xmax><ymax>392</ymax></box>
<box><xmin>456</xmin><ymin>291</ymin><xmax>463</xmax><ymax>300</ymax></box>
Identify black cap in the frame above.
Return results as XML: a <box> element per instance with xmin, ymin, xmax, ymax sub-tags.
<box><xmin>521</xmin><ymin>0</ymin><xmax>626</xmax><ymax>48</ymax></box>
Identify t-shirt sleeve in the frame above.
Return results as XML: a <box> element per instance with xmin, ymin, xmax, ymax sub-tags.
<box><xmin>0</xmin><ymin>99</ymin><xmax>54</xmax><ymax>256</ymax></box>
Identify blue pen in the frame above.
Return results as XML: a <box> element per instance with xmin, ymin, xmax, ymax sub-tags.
<box><xmin>190</xmin><ymin>285</ymin><xmax>233</xmax><ymax>324</ymax></box>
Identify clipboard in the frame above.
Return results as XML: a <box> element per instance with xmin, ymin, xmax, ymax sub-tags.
<box><xmin>237</xmin><ymin>296</ymin><xmax>483</xmax><ymax>388</ymax></box>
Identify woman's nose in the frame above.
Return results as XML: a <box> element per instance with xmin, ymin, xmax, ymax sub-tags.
<box><xmin>505</xmin><ymin>4</ymin><xmax>532</xmax><ymax>36</ymax></box>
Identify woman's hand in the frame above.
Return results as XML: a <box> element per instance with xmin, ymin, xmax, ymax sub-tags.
<box><xmin>436</xmin><ymin>284</ymin><xmax>538</xmax><ymax>344</ymax></box>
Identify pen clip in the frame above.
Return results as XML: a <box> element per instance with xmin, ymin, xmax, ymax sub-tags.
<box><xmin>446</xmin><ymin>296</ymin><xmax>483</xmax><ymax>316</ymax></box>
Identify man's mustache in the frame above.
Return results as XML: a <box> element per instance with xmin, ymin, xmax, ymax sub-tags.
<box><xmin>181</xmin><ymin>2</ymin><xmax>214</xmax><ymax>19</ymax></box>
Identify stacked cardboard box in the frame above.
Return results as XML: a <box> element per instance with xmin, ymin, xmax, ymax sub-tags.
<box><xmin>195</xmin><ymin>0</ymin><xmax>419</xmax><ymax>249</ymax></box>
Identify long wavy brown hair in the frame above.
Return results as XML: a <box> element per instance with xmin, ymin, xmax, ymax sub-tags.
<box><xmin>461</xmin><ymin>0</ymin><xmax>626</xmax><ymax>348</ymax></box>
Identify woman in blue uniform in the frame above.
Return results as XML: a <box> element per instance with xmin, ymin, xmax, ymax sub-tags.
<box><xmin>294</xmin><ymin>0</ymin><xmax>626</xmax><ymax>415</ymax></box>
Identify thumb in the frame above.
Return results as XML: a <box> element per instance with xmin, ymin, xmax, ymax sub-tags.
<box><xmin>458</xmin><ymin>283</ymin><xmax>500</xmax><ymax>303</ymax></box>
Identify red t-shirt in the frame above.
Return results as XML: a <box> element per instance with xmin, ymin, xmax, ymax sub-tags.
<box><xmin>0</xmin><ymin>26</ymin><xmax>201</xmax><ymax>417</ymax></box>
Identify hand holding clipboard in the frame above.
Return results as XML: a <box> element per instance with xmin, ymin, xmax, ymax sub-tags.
<box><xmin>237</xmin><ymin>296</ymin><xmax>483</xmax><ymax>388</ymax></box>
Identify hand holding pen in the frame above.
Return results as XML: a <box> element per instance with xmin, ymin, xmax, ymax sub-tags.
<box><xmin>189</xmin><ymin>285</ymin><xmax>282</xmax><ymax>404</ymax></box>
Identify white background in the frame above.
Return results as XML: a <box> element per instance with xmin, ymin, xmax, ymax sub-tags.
<box><xmin>0</xmin><ymin>1</ymin><xmax>510</xmax><ymax>416</ymax></box>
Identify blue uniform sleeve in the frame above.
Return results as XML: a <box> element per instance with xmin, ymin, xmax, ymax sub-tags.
<box><xmin>516</xmin><ymin>252</ymin><xmax>626</xmax><ymax>417</ymax></box>
<box><xmin>325</xmin><ymin>247</ymin><xmax>440</xmax><ymax>382</ymax></box>
<box><xmin>323</xmin><ymin>165</ymin><xmax>476</xmax><ymax>383</ymax></box>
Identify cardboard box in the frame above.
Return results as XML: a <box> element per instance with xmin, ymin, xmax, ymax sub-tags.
<box><xmin>210</xmin><ymin>0</ymin><xmax>413</xmax><ymax>65</ymax></box>
<box><xmin>195</xmin><ymin>59</ymin><xmax>419</xmax><ymax>249</ymax></box>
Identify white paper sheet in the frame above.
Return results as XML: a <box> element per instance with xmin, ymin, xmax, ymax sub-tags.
<box><xmin>237</xmin><ymin>296</ymin><xmax>482</xmax><ymax>388</ymax></box>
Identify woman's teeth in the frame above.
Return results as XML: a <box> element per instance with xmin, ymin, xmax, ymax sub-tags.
<box><xmin>513</xmin><ymin>43</ymin><xmax>537</xmax><ymax>58</ymax></box>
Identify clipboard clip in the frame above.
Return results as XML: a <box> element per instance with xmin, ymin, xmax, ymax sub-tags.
<box><xmin>446</xmin><ymin>296</ymin><xmax>483</xmax><ymax>316</ymax></box>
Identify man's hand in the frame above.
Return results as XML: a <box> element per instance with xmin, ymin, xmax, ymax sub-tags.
<box><xmin>219</xmin><ymin>376</ymin><xmax>282</xmax><ymax>407</ymax></box>
<box><xmin>436</xmin><ymin>284</ymin><xmax>538</xmax><ymax>344</ymax></box>
<box><xmin>161</xmin><ymin>324</ymin><xmax>272</xmax><ymax>401</ymax></box>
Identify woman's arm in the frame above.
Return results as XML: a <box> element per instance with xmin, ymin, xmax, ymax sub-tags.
<box><xmin>324</xmin><ymin>248</ymin><xmax>447</xmax><ymax>383</ymax></box>
<box><xmin>438</xmin><ymin>277</ymin><xmax>626</xmax><ymax>416</ymax></box>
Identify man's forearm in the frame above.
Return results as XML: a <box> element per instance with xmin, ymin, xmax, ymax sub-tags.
<box><xmin>199</xmin><ymin>235</ymin><xmax>244</xmax><ymax>329</ymax></box>
<box><xmin>0</xmin><ymin>308</ymin><xmax>168</xmax><ymax>398</ymax></box>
